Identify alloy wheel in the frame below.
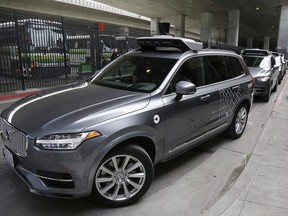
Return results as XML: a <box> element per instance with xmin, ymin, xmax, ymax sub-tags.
<box><xmin>235</xmin><ymin>107</ymin><xmax>247</xmax><ymax>134</ymax></box>
<box><xmin>95</xmin><ymin>154</ymin><xmax>146</xmax><ymax>201</ymax></box>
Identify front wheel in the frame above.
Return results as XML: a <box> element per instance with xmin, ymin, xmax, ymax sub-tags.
<box><xmin>225</xmin><ymin>104</ymin><xmax>248</xmax><ymax>139</ymax></box>
<box><xmin>93</xmin><ymin>144</ymin><xmax>154</xmax><ymax>206</ymax></box>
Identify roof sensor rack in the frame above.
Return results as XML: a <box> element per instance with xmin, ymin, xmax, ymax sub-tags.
<box><xmin>242</xmin><ymin>49</ymin><xmax>270</xmax><ymax>56</ymax></box>
<box><xmin>137</xmin><ymin>36</ymin><xmax>203</xmax><ymax>52</ymax></box>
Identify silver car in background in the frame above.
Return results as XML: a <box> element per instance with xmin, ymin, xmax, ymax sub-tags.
<box><xmin>272</xmin><ymin>52</ymin><xmax>285</xmax><ymax>84</ymax></box>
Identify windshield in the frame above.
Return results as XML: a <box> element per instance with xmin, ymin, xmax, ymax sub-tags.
<box><xmin>243</xmin><ymin>56</ymin><xmax>271</xmax><ymax>68</ymax></box>
<box><xmin>92</xmin><ymin>56</ymin><xmax>177</xmax><ymax>92</ymax></box>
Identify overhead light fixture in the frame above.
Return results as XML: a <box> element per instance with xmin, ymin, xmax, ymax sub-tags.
<box><xmin>256</xmin><ymin>0</ymin><xmax>260</xmax><ymax>11</ymax></box>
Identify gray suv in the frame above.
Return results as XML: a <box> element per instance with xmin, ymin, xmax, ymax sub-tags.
<box><xmin>0</xmin><ymin>36</ymin><xmax>253</xmax><ymax>206</ymax></box>
<box><xmin>242</xmin><ymin>49</ymin><xmax>279</xmax><ymax>102</ymax></box>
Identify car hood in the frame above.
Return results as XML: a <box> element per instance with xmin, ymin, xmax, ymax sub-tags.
<box><xmin>248</xmin><ymin>67</ymin><xmax>270</xmax><ymax>77</ymax></box>
<box><xmin>1</xmin><ymin>82</ymin><xmax>150</xmax><ymax>137</ymax></box>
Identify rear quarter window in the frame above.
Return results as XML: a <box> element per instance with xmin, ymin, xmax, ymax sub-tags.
<box><xmin>203</xmin><ymin>55</ymin><xmax>229</xmax><ymax>84</ymax></box>
<box><xmin>226</xmin><ymin>56</ymin><xmax>245</xmax><ymax>78</ymax></box>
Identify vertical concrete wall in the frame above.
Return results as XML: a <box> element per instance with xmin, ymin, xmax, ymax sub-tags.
<box><xmin>263</xmin><ymin>36</ymin><xmax>270</xmax><ymax>50</ymax></box>
<box><xmin>277</xmin><ymin>6</ymin><xmax>288</xmax><ymax>56</ymax></box>
<box><xmin>227</xmin><ymin>10</ymin><xmax>240</xmax><ymax>46</ymax></box>
<box><xmin>200</xmin><ymin>12</ymin><xmax>212</xmax><ymax>46</ymax></box>
<box><xmin>174</xmin><ymin>14</ymin><xmax>185</xmax><ymax>37</ymax></box>
<box><xmin>151</xmin><ymin>17</ymin><xmax>160</xmax><ymax>35</ymax></box>
<box><xmin>247</xmin><ymin>37</ymin><xmax>253</xmax><ymax>48</ymax></box>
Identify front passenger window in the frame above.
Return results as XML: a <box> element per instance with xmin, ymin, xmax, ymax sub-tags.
<box><xmin>166</xmin><ymin>57</ymin><xmax>203</xmax><ymax>94</ymax></box>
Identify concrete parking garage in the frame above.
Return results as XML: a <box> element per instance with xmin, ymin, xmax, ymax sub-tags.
<box><xmin>1</xmin><ymin>1</ymin><xmax>288</xmax><ymax>215</ymax></box>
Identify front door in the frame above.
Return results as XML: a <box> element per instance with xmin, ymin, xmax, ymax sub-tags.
<box><xmin>163</xmin><ymin>57</ymin><xmax>217</xmax><ymax>158</ymax></box>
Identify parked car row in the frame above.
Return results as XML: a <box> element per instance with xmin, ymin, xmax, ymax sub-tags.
<box><xmin>0</xmin><ymin>36</ymin><xmax>286</xmax><ymax>207</ymax></box>
<box><xmin>241</xmin><ymin>48</ymin><xmax>287</xmax><ymax>102</ymax></box>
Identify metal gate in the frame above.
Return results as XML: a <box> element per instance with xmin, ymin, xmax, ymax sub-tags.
<box><xmin>0</xmin><ymin>7</ymin><xmax>149</xmax><ymax>93</ymax></box>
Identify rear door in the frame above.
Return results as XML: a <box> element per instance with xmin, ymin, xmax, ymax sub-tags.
<box><xmin>202</xmin><ymin>55</ymin><xmax>245</xmax><ymax>127</ymax></box>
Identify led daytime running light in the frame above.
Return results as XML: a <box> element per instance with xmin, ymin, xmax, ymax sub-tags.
<box><xmin>36</xmin><ymin>131</ymin><xmax>101</xmax><ymax>150</ymax></box>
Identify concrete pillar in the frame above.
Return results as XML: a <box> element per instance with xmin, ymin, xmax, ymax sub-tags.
<box><xmin>277</xmin><ymin>6</ymin><xmax>288</xmax><ymax>56</ymax></box>
<box><xmin>263</xmin><ymin>36</ymin><xmax>270</xmax><ymax>50</ymax></box>
<box><xmin>151</xmin><ymin>17</ymin><xmax>161</xmax><ymax>36</ymax></box>
<box><xmin>247</xmin><ymin>37</ymin><xmax>253</xmax><ymax>48</ymax></box>
<box><xmin>201</xmin><ymin>12</ymin><xmax>213</xmax><ymax>46</ymax></box>
<box><xmin>175</xmin><ymin>14</ymin><xmax>185</xmax><ymax>37</ymax></box>
<box><xmin>227</xmin><ymin>10</ymin><xmax>240</xmax><ymax>46</ymax></box>
<box><xmin>119</xmin><ymin>26</ymin><xmax>129</xmax><ymax>36</ymax></box>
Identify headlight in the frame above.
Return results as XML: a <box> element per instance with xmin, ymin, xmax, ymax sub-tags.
<box><xmin>256</xmin><ymin>76</ymin><xmax>270</xmax><ymax>82</ymax></box>
<box><xmin>36</xmin><ymin>131</ymin><xmax>101</xmax><ymax>150</ymax></box>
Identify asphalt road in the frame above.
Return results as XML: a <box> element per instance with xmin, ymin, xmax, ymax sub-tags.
<box><xmin>0</xmin><ymin>80</ymin><xmax>283</xmax><ymax>216</ymax></box>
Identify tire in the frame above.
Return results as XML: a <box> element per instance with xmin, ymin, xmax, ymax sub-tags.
<box><xmin>263</xmin><ymin>86</ymin><xmax>271</xmax><ymax>102</ymax></box>
<box><xmin>272</xmin><ymin>81</ymin><xmax>278</xmax><ymax>92</ymax></box>
<box><xmin>278</xmin><ymin>77</ymin><xmax>282</xmax><ymax>85</ymax></box>
<box><xmin>225</xmin><ymin>104</ymin><xmax>248</xmax><ymax>139</ymax></box>
<box><xmin>93</xmin><ymin>144</ymin><xmax>154</xmax><ymax>207</ymax></box>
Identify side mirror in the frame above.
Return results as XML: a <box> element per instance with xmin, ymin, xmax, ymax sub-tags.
<box><xmin>175</xmin><ymin>81</ymin><xmax>196</xmax><ymax>100</ymax></box>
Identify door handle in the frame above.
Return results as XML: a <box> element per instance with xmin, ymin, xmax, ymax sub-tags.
<box><xmin>201</xmin><ymin>95</ymin><xmax>210</xmax><ymax>101</ymax></box>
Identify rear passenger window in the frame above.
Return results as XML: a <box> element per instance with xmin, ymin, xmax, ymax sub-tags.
<box><xmin>226</xmin><ymin>56</ymin><xmax>245</xmax><ymax>78</ymax></box>
<box><xmin>203</xmin><ymin>56</ymin><xmax>228</xmax><ymax>85</ymax></box>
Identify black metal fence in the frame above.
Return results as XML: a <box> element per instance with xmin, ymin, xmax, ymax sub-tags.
<box><xmin>0</xmin><ymin>7</ymin><xmax>150</xmax><ymax>93</ymax></box>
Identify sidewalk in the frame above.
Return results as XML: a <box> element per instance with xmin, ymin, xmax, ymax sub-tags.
<box><xmin>205</xmin><ymin>78</ymin><xmax>288</xmax><ymax>215</ymax></box>
<box><xmin>0</xmin><ymin>89</ymin><xmax>41</xmax><ymax>102</ymax></box>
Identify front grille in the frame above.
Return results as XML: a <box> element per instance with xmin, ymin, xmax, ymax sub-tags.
<box><xmin>0</xmin><ymin>118</ymin><xmax>28</xmax><ymax>157</ymax></box>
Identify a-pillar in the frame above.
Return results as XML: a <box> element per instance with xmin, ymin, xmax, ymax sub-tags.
<box><xmin>151</xmin><ymin>17</ymin><xmax>161</xmax><ymax>36</ymax></box>
<box><xmin>247</xmin><ymin>37</ymin><xmax>253</xmax><ymax>48</ymax></box>
<box><xmin>175</xmin><ymin>14</ymin><xmax>185</xmax><ymax>37</ymax></box>
<box><xmin>277</xmin><ymin>6</ymin><xmax>288</xmax><ymax>56</ymax></box>
<box><xmin>201</xmin><ymin>12</ymin><xmax>212</xmax><ymax>47</ymax></box>
<box><xmin>227</xmin><ymin>10</ymin><xmax>240</xmax><ymax>46</ymax></box>
<box><xmin>263</xmin><ymin>36</ymin><xmax>270</xmax><ymax>50</ymax></box>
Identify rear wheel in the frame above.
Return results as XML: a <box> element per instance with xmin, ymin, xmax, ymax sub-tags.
<box><xmin>278</xmin><ymin>77</ymin><xmax>282</xmax><ymax>85</ymax></box>
<box><xmin>225</xmin><ymin>104</ymin><xmax>248</xmax><ymax>139</ymax></box>
<box><xmin>272</xmin><ymin>81</ymin><xmax>278</xmax><ymax>92</ymax></box>
<box><xmin>93</xmin><ymin>144</ymin><xmax>154</xmax><ymax>206</ymax></box>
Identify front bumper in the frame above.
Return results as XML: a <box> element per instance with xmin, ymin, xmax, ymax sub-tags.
<box><xmin>253</xmin><ymin>81</ymin><xmax>270</xmax><ymax>96</ymax></box>
<box><xmin>1</xmin><ymin>128</ymin><xmax>108</xmax><ymax>198</ymax></box>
